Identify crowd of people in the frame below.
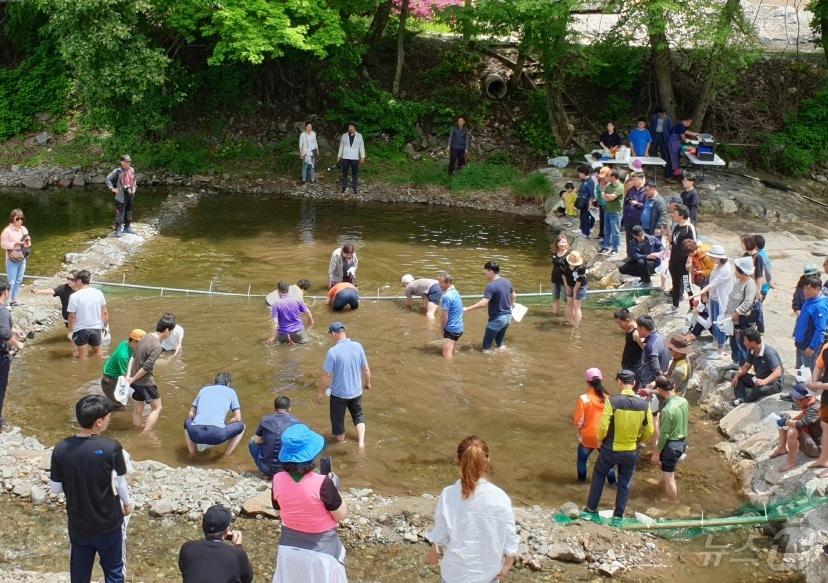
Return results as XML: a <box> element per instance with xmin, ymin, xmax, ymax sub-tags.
<box><xmin>1</xmin><ymin>141</ymin><xmax>827</xmax><ymax>583</ymax></box>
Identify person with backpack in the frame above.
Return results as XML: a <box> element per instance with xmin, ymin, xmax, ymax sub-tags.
<box><xmin>104</xmin><ymin>155</ymin><xmax>138</xmax><ymax>238</ymax></box>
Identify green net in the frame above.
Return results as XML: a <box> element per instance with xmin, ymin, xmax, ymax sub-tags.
<box><xmin>552</xmin><ymin>494</ymin><xmax>828</xmax><ymax>540</ymax></box>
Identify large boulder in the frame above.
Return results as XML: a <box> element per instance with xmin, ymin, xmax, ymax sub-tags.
<box><xmin>719</xmin><ymin>402</ymin><xmax>764</xmax><ymax>438</ymax></box>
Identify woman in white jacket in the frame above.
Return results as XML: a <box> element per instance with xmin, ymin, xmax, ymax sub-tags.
<box><xmin>690</xmin><ymin>244</ymin><xmax>733</xmax><ymax>355</ymax></box>
<box><xmin>299</xmin><ymin>122</ymin><xmax>319</xmax><ymax>185</ymax></box>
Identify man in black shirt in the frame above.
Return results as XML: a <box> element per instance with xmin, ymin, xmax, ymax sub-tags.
<box><xmin>50</xmin><ymin>395</ymin><xmax>131</xmax><ymax>583</ymax></box>
<box><xmin>179</xmin><ymin>504</ymin><xmax>254</xmax><ymax>583</ymax></box>
<box><xmin>31</xmin><ymin>271</ymin><xmax>78</xmax><ymax>327</ymax></box>
<box><xmin>614</xmin><ymin>308</ymin><xmax>643</xmax><ymax>371</ymax></box>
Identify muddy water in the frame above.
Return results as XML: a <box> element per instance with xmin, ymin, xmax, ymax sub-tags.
<box><xmin>9</xmin><ymin>195</ymin><xmax>742</xmax><ymax>515</ymax></box>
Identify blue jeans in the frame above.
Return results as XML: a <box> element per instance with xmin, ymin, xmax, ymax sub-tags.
<box><xmin>577</xmin><ymin>443</ymin><xmax>617</xmax><ymax>483</ymax></box>
<box><xmin>248</xmin><ymin>440</ymin><xmax>275</xmax><ymax>476</ymax></box>
<box><xmin>602</xmin><ymin>211</ymin><xmax>621</xmax><ymax>252</ymax></box>
<box><xmin>796</xmin><ymin>347</ymin><xmax>819</xmax><ymax>373</ymax></box>
<box><xmin>302</xmin><ymin>160</ymin><xmax>316</xmax><ymax>183</ymax></box>
<box><xmin>709</xmin><ymin>299</ymin><xmax>727</xmax><ymax>347</ymax></box>
<box><xmin>6</xmin><ymin>258</ymin><xmax>25</xmax><ymax>301</ymax></box>
<box><xmin>482</xmin><ymin>313</ymin><xmax>511</xmax><ymax>350</ymax></box>
<box><xmin>69</xmin><ymin>527</ymin><xmax>125</xmax><ymax>583</ymax></box>
<box><xmin>332</xmin><ymin>288</ymin><xmax>359</xmax><ymax>311</ymax></box>
<box><xmin>731</xmin><ymin>328</ymin><xmax>748</xmax><ymax>365</ymax></box>
<box><xmin>586</xmin><ymin>449</ymin><xmax>639</xmax><ymax>518</ymax></box>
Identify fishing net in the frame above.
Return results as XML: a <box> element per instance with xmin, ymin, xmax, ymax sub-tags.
<box><xmin>552</xmin><ymin>493</ymin><xmax>828</xmax><ymax>540</ymax></box>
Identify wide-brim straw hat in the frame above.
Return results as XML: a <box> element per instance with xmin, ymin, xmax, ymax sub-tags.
<box><xmin>567</xmin><ymin>251</ymin><xmax>584</xmax><ymax>267</ymax></box>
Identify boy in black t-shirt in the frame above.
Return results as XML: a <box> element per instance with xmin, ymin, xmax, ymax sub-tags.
<box><xmin>50</xmin><ymin>395</ymin><xmax>131</xmax><ymax>583</ymax></box>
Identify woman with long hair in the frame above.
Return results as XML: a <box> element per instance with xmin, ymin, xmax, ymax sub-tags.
<box><xmin>573</xmin><ymin>368</ymin><xmax>617</xmax><ymax>484</ymax></box>
<box><xmin>425</xmin><ymin>436</ymin><xmax>519</xmax><ymax>583</ymax></box>
<box><xmin>1</xmin><ymin>208</ymin><xmax>30</xmax><ymax>306</ymax></box>
<box><xmin>550</xmin><ymin>234</ymin><xmax>571</xmax><ymax>316</ymax></box>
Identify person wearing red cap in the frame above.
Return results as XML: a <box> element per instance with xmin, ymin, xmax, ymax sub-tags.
<box><xmin>572</xmin><ymin>368</ymin><xmax>617</xmax><ymax>484</ymax></box>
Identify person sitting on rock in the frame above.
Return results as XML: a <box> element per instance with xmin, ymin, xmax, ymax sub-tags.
<box><xmin>178</xmin><ymin>504</ymin><xmax>253</xmax><ymax>583</ymax></box>
<box><xmin>770</xmin><ymin>383</ymin><xmax>822</xmax><ymax>473</ymax></box>
<box><xmin>184</xmin><ymin>372</ymin><xmax>246</xmax><ymax>458</ymax></box>
<box><xmin>731</xmin><ymin>327</ymin><xmax>783</xmax><ymax>406</ymax></box>
<box><xmin>618</xmin><ymin>226</ymin><xmax>662</xmax><ymax>287</ymax></box>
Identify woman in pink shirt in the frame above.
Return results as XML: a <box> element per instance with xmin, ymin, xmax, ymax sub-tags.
<box><xmin>0</xmin><ymin>209</ymin><xmax>30</xmax><ymax>305</ymax></box>
<box><xmin>271</xmin><ymin>424</ymin><xmax>348</xmax><ymax>582</ymax></box>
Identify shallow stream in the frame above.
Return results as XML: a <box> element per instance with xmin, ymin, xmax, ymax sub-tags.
<box><xmin>6</xmin><ymin>193</ymin><xmax>742</xmax><ymax>513</ymax></box>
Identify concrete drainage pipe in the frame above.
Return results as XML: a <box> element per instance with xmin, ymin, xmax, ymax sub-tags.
<box><xmin>483</xmin><ymin>73</ymin><xmax>508</xmax><ymax>100</ymax></box>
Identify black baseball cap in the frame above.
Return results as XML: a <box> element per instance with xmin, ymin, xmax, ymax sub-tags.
<box><xmin>202</xmin><ymin>504</ymin><xmax>234</xmax><ymax>535</ymax></box>
<box><xmin>616</xmin><ymin>370</ymin><xmax>637</xmax><ymax>384</ymax></box>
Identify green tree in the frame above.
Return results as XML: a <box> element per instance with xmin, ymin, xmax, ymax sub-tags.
<box><xmin>808</xmin><ymin>0</ymin><xmax>828</xmax><ymax>64</ymax></box>
<box><xmin>35</xmin><ymin>0</ymin><xmax>170</xmax><ymax>131</ymax></box>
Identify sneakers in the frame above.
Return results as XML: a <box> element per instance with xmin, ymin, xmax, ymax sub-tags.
<box><xmin>123</xmin><ymin>226</ymin><xmax>136</xmax><ymax>235</ymax></box>
<box><xmin>733</xmin><ymin>398</ymin><xmax>742</xmax><ymax>406</ymax></box>
<box><xmin>598</xmin><ymin>248</ymin><xmax>610</xmax><ymax>255</ymax></box>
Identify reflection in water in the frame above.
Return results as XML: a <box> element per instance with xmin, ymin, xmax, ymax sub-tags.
<box><xmin>7</xmin><ymin>195</ymin><xmax>743</xmax><ymax>516</ymax></box>
<box><xmin>298</xmin><ymin>198</ymin><xmax>316</xmax><ymax>245</ymax></box>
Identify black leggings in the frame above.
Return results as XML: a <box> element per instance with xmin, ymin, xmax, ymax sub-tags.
<box><xmin>670</xmin><ymin>263</ymin><xmax>688</xmax><ymax>307</ymax></box>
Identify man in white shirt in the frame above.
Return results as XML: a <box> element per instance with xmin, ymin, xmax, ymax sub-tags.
<box><xmin>298</xmin><ymin>122</ymin><xmax>319</xmax><ymax>185</ymax></box>
<box><xmin>67</xmin><ymin>269</ymin><xmax>109</xmax><ymax>360</ymax></box>
<box><xmin>160</xmin><ymin>311</ymin><xmax>184</xmax><ymax>357</ymax></box>
<box><xmin>336</xmin><ymin>122</ymin><xmax>366</xmax><ymax>194</ymax></box>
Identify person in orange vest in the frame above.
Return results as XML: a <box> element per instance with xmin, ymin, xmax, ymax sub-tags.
<box><xmin>326</xmin><ymin>282</ymin><xmax>359</xmax><ymax>312</ymax></box>
<box><xmin>572</xmin><ymin>368</ymin><xmax>616</xmax><ymax>484</ymax></box>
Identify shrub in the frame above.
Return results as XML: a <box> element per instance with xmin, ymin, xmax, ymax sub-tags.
<box><xmin>0</xmin><ymin>47</ymin><xmax>71</xmax><ymax>139</ymax></box>
<box><xmin>450</xmin><ymin>159</ymin><xmax>519</xmax><ymax>192</ymax></box>
<box><xmin>516</xmin><ymin>91</ymin><xmax>557</xmax><ymax>156</ymax></box>
<box><xmin>511</xmin><ymin>172</ymin><xmax>551</xmax><ymax>201</ymax></box>
<box><xmin>759</xmin><ymin>84</ymin><xmax>828</xmax><ymax>176</ymax></box>
<box><xmin>327</xmin><ymin>83</ymin><xmax>455</xmax><ymax>147</ymax></box>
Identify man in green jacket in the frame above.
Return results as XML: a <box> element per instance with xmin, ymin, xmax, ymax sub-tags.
<box><xmin>648</xmin><ymin>375</ymin><xmax>689</xmax><ymax>502</ymax></box>
<box><xmin>599</xmin><ymin>170</ymin><xmax>625</xmax><ymax>257</ymax></box>
<box><xmin>100</xmin><ymin>329</ymin><xmax>145</xmax><ymax>411</ymax></box>
<box><xmin>586</xmin><ymin>369</ymin><xmax>654</xmax><ymax>520</ymax></box>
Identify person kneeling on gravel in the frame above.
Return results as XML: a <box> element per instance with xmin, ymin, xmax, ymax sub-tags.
<box><xmin>178</xmin><ymin>504</ymin><xmax>253</xmax><ymax>583</ymax></box>
<box><xmin>184</xmin><ymin>372</ymin><xmax>246</xmax><ymax>458</ymax></box>
<box><xmin>770</xmin><ymin>383</ymin><xmax>822</xmax><ymax>473</ymax></box>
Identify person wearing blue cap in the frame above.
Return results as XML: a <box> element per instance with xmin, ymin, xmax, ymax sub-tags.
<box><xmin>271</xmin><ymin>424</ymin><xmax>347</xmax><ymax>581</ymax></box>
<box><xmin>317</xmin><ymin>322</ymin><xmax>371</xmax><ymax>447</ymax></box>
<box><xmin>770</xmin><ymin>383</ymin><xmax>822</xmax><ymax>473</ymax></box>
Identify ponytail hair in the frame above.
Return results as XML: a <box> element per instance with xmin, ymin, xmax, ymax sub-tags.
<box><xmin>588</xmin><ymin>378</ymin><xmax>606</xmax><ymax>402</ymax></box>
<box><xmin>457</xmin><ymin>435</ymin><xmax>490</xmax><ymax>499</ymax></box>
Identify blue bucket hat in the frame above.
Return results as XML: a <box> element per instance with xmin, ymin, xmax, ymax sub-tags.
<box><xmin>789</xmin><ymin>382</ymin><xmax>810</xmax><ymax>401</ymax></box>
<box><xmin>278</xmin><ymin>424</ymin><xmax>325</xmax><ymax>463</ymax></box>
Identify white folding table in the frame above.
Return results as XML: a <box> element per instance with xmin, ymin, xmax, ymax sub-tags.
<box><xmin>683</xmin><ymin>152</ymin><xmax>726</xmax><ymax>181</ymax></box>
<box><xmin>583</xmin><ymin>151</ymin><xmax>667</xmax><ymax>184</ymax></box>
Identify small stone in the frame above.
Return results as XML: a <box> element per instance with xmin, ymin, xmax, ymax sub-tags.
<box><xmin>30</xmin><ymin>486</ymin><xmax>47</xmax><ymax>505</ymax></box>
<box><xmin>35</xmin><ymin>131</ymin><xmax>51</xmax><ymax>145</ymax></box>
<box><xmin>815</xmin><ymin>174</ymin><xmax>827</xmax><ymax>183</ymax></box>
<box><xmin>22</xmin><ymin>177</ymin><xmax>47</xmax><ymax>190</ymax></box>
<box><xmin>597</xmin><ymin>560</ymin><xmax>624</xmax><ymax>577</ymax></box>
<box><xmin>72</xmin><ymin>174</ymin><xmax>86</xmax><ymax>187</ymax></box>
<box><xmin>559</xmin><ymin>501</ymin><xmax>581</xmax><ymax>519</ymax></box>
<box><xmin>403</xmin><ymin>531</ymin><xmax>418</xmax><ymax>543</ymax></box>
<box><xmin>149</xmin><ymin>499</ymin><xmax>174</xmax><ymax>517</ymax></box>
<box><xmin>547</xmin><ymin>542</ymin><xmax>586</xmax><ymax>563</ymax></box>
<box><xmin>12</xmin><ymin>481</ymin><xmax>32</xmax><ymax>498</ymax></box>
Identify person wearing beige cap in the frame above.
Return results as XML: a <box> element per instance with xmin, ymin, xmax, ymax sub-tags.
<box><xmin>401</xmin><ymin>273</ymin><xmax>442</xmax><ymax>319</ymax></box>
<box><xmin>100</xmin><ymin>329</ymin><xmax>146</xmax><ymax>411</ymax></box>
<box><xmin>725</xmin><ymin>256</ymin><xmax>759</xmax><ymax>366</ymax></box>
<box><xmin>563</xmin><ymin>251</ymin><xmax>587</xmax><ymax>328</ymax></box>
